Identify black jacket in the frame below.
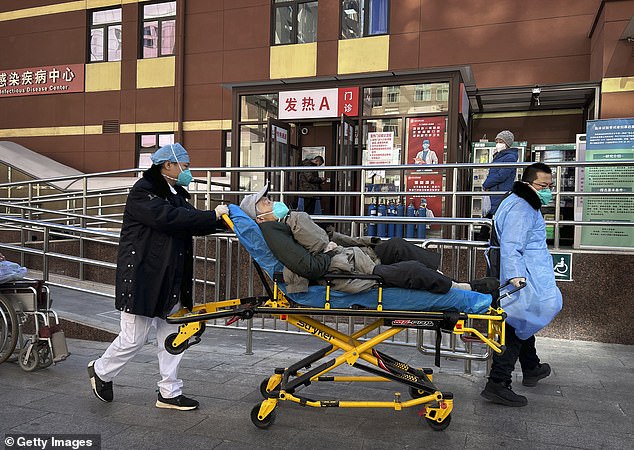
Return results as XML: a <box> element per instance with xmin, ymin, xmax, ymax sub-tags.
<box><xmin>115</xmin><ymin>165</ymin><xmax>224</xmax><ymax>318</ymax></box>
<box><xmin>298</xmin><ymin>159</ymin><xmax>323</xmax><ymax>192</ymax></box>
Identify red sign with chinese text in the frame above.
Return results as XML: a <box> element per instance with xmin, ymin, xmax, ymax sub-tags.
<box><xmin>337</xmin><ymin>87</ymin><xmax>358</xmax><ymax>117</ymax></box>
<box><xmin>0</xmin><ymin>64</ymin><xmax>84</xmax><ymax>98</ymax></box>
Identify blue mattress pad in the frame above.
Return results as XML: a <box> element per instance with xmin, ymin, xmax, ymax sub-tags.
<box><xmin>228</xmin><ymin>205</ymin><xmax>491</xmax><ymax>315</ymax></box>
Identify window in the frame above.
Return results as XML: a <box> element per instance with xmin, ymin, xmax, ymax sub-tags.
<box><xmin>89</xmin><ymin>8</ymin><xmax>122</xmax><ymax>62</ymax></box>
<box><xmin>363</xmin><ymin>83</ymin><xmax>450</xmax><ymax>116</ymax></box>
<box><xmin>137</xmin><ymin>133</ymin><xmax>174</xmax><ymax>169</ymax></box>
<box><xmin>223</xmin><ymin>130</ymin><xmax>232</xmax><ymax>170</ymax></box>
<box><xmin>415</xmin><ymin>85</ymin><xmax>432</xmax><ymax>102</ymax></box>
<box><xmin>141</xmin><ymin>1</ymin><xmax>176</xmax><ymax>58</ymax></box>
<box><xmin>273</xmin><ymin>0</ymin><xmax>318</xmax><ymax>45</ymax></box>
<box><xmin>341</xmin><ymin>0</ymin><xmax>388</xmax><ymax>39</ymax></box>
<box><xmin>436</xmin><ymin>86</ymin><xmax>449</xmax><ymax>102</ymax></box>
<box><xmin>386</xmin><ymin>86</ymin><xmax>399</xmax><ymax>103</ymax></box>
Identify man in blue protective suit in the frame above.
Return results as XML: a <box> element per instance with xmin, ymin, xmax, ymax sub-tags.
<box><xmin>481</xmin><ymin>162</ymin><xmax>562</xmax><ymax>407</ymax></box>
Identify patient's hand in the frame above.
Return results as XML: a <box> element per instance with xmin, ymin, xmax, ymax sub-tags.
<box><xmin>324</xmin><ymin>241</ymin><xmax>338</xmax><ymax>253</ymax></box>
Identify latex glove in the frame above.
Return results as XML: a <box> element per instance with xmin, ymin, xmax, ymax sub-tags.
<box><xmin>509</xmin><ymin>277</ymin><xmax>526</xmax><ymax>288</ymax></box>
<box><xmin>324</xmin><ymin>241</ymin><xmax>338</xmax><ymax>253</ymax></box>
<box><xmin>214</xmin><ymin>204</ymin><xmax>229</xmax><ymax>218</ymax></box>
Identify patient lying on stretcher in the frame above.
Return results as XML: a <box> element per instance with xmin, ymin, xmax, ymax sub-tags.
<box><xmin>239</xmin><ymin>185</ymin><xmax>498</xmax><ymax>296</ymax></box>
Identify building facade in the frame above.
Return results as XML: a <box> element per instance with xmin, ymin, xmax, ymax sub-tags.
<box><xmin>1</xmin><ymin>0</ymin><xmax>632</xmax><ymax>174</ymax></box>
<box><xmin>1</xmin><ymin>0</ymin><xmax>634</xmax><ymax>344</ymax></box>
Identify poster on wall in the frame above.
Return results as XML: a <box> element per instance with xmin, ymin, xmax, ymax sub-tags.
<box><xmin>405</xmin><ymin>117</ymin><xmax>445</xmax><ymax>216</ymax></box>
<box><xmin>367</xmin><ymin>131</ymin><xmax>394</xmax><ymax>165</ymax></box>
<box><xmin>580</xmin><ymin>118</ymin><xmax>634</xmax><ymax>249</ymax></box>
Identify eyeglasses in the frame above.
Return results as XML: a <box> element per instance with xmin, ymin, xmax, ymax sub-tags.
<box><xmin>531</xmin><ymin>182</ymin><xmax>554</xmax><ymax>190</ymax></box>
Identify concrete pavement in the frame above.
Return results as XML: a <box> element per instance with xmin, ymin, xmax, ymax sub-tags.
<box><xmin>1</xmin><ymin>284</ymin><xmax>634</xmax><ymax>449</ymax></box>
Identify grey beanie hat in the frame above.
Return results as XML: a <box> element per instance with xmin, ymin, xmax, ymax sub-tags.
<box><xmin>495</xmin><ymin>130</ymin><xmax>514</xmax><ymax>148</ymax></box>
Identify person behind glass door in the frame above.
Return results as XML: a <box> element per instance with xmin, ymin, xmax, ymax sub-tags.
<box><xmin>298</xmin><ymin>155</ymin><xmax>325</xmax><ymax>214</ymax></box>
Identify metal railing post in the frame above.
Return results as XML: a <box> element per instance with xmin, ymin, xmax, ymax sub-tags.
<box><xmin>79</xmin><ymin>176</ymin><xmax>88</xmax><ymax>280</ymax></box>
<box><xmin>554</xmin><ymin>164</ymin><xmax>563</xmax><ymax>250</ymax></box>
<box><xmin>42</xmin><ymin>227</ymin><xmax>50</xmax><ymax>281</ymax></box>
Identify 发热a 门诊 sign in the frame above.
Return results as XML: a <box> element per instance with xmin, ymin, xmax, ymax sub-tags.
<box><xmin>278</xmin><ymin>87</ymin><xmax>358</xmax><ymax>120</ymax></box>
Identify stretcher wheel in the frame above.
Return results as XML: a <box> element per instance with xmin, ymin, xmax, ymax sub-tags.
<box><xmin>250</xmin><ymin>404</ymin><xmax>276</xmax><ymax>429</ymax></box>
<box><xmin>426</xmin><ymin>414</ymin><xmax>451</xmax><ymax>431</ymax></box>
<box><xmin>19</xmin><ymin>345</ymin><xmax>40</xmax><ymax>372</ymax></box>
<box><xmin>194</xmin><ymin>323</ymin><xmax>206</xmax><ymax>337</ymax></box>
<box><xmin>259</xmin><ymin>378</ymin><xmax>279</xmax><ymax>399</ymax></box>
<box><xmin>165</xmin><ymin>333</ymin><xmax>188</xmax><ymax>355</ymax></box>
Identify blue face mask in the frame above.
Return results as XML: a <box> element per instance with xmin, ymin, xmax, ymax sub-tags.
<box><xmin>272</xmin><ymin>202</ymin><xmax>289</xmax><ymax>220</ymax></box>
<box><xmin>169</xmin><ymin>144</ymin><xmax>192</xmax><ymax>187</ymax></box>
<box><xmin>176</xmin><ymin>168</ymin><xmax>193</xmax><ymax>187</ymax></box>
<box><xmin>536</xmin><ymin>188</ymin><xmax>552</xmax><ymax>206</ymax></box>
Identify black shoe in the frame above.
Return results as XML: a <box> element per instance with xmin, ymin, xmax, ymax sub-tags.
<box><xmin>156</xmin><ymin>393</ymin><xmax>199</xmax><ymax>411</ymax></box>
<box><xmin>470</xmin><ymin>277</ymin><xmax>500</xmax><ymax>294</ymax></box>
<box><xmin>87</xmin><ymin>360</ymin><xmax>113</xmax><ymax>402</ymax></box>
<box><xmin>480</xmin><ymin>380</ymin><xmax>527</xmax><ymax>407</ymax></box>
<box><xmin>522</xmin><ymin>363</ymin><xmax>551</xmax><ymax>387</ymax></box>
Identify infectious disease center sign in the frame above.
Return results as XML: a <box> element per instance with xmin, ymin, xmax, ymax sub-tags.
<box><xmin>0</xmin><ymin>64</ymin><xmax>84</xmax><ymax>98</ymax></box>
<box><xmin>279</xmin><ymin>87</ymin><xmax>359</xmax><ymax>120</ymax></box>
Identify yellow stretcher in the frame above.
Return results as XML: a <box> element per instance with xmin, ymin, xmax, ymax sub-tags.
<box><xmin>166</xmin><ymin>213</ymin><xmax>512</xmax><ymax>431</ymax></box>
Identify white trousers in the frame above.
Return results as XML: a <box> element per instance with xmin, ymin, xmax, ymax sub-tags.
<box><xmin>94</xmin><ymin>306</ymin><xmax>184</xmax><ymax>398</ymax></box>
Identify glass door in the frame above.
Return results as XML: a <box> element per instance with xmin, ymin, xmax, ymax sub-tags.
<box><xmin>266</xmin><ymin>118</ymin><xmax>291</xmax><ymax>195</ymax></box>
<box><xmin>335</xmin><ymin>114</ymin><xmax>357</xmax><ymax>217</ymax></box>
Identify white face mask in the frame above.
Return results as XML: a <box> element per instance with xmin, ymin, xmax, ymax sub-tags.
<box><xmin>495</xmin><ymin>142</ymin><xmax>507</xmax><ymax>152</ymax></box>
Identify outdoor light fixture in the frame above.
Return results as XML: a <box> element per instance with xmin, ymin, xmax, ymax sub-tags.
<box><xmin>531</xmin><ymin>86</ymin><xmax>541</xmax><ymax>107</ymax></box>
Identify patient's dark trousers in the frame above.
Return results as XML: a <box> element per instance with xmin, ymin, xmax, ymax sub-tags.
<box><xmin>488</xmin><ymin>324</ymin><xmax>540</xmax><ymax>384</ymax></box>
<box><xmin>372</xmin><ymin>238</ymin><xmax>452</xmax><ymax>294</ymax></box>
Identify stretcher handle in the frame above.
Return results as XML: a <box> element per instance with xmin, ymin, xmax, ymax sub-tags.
<box><xmin>498</xmin><ymin>279</ymin><xmax>527</xmax><ymax>301</ymax></box>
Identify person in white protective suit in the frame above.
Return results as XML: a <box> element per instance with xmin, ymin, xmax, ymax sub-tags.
<box><xmin>481</xmin><ymin>162</ymin><xmax>562</xmax><ymax>407</ymax></box>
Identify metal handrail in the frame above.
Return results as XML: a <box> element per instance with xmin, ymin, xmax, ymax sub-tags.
<box><xmin>1</xmin><ymin>157</ymin><xmax>633</xmax><ymax>371</ymax></box>
<box><xmin>1</xmin><ymin>159</ymin><xmax>633</xmax><ymax>250</ymax></box>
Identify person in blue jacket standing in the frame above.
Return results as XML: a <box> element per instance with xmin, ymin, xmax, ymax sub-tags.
<box><xmin>482</xmin><ymin>130</ymin><xmax>519</xmax><ymax>214</ymax></box>
<box><xmin>481</xmin><ymin>162</ymin><xmax>562</xmax><ymax>407</ymax></box>
<box><xmin>477</xmin><ymin>130</ymin><xmax>519</xmax><ymax>241</ymax></box>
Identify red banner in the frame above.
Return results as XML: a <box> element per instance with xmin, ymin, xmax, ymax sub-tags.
<box><xmin>0</xmin><ymin>64</ymin><xmax>84</xmax><ymax>98</ymax></box>
<box><xmin>406</xmin><ymin>117</ymin><xmax>446</xmax><ymax>217</ymax></box>
<box><xmin>337</xmin><ymin>87</ymin><xmax>359</xmax><ymax>117</ymax></box>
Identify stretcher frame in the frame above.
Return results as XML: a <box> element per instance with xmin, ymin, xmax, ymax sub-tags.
<box><xmin>166</xmin><ymin>215</ymin><xmax>509</xmax><ymax>431</ymax></box>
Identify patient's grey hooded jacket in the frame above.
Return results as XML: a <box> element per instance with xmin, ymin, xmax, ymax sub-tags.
<box><xmin>274</xmin><ymin>211</ymin><xmax>378</xmax><ymax>294</ymax></box>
